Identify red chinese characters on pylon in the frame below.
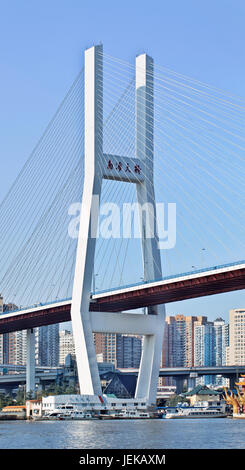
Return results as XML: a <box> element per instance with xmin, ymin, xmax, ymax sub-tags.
<box><xmin>107</xmin><ymin>160</ymin><xmax>141</xmax><ymax>174</ymax></box>
<box><xmin>107</xmin><ymin>159</ymin><xmax>113</xmax><ymax>170</ymax></box>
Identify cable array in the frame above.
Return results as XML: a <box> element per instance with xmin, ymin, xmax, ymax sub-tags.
<box><xmin>1</xmin><ymin>51</ymin><xmax>245</xmax><ymax>308</ymax></box>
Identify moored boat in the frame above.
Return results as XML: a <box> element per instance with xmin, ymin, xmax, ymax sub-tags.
<box><xmin>163</xmin><ymin>407</ymin><xmax>227</xmax><ymax>419</ymax></box>
<box><xmin>44</xmin><ymin>404</ymin><xmax>98</xmax><ymax>420</ymax></box>
<box><xmin>99</xmin><ymin>409</ymin><xmax>152</xmax><ymax>419</ymax></box>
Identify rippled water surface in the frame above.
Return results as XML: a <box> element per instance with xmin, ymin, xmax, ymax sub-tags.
<box><xmin>0</xmin><ymin>418</ymin><xmax>245</xmax><ymax>449</ymax></box>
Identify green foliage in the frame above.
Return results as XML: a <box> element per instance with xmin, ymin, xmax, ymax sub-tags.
<box><xmin>165</xmin><ymin>394</ymin><xmax>189</xmax><ymax>406</ymax></box>
<box><xmin>0</xmin><ymin>380</ymin><xmax>78</xmax><ymax>409</ymax></box>
<box><xmin>15</xmin><ymin>388</ymin><xmax>25</xmax><ymax>405</ymax></box>
<box><xmin>64</xmin><ymin>384</ymin><xmax>77</xmax><ymax>395</ymax></box>
<box><xmin>0</xmin><ymin>392</ymin><xmax>15</xmax><ymax>409</ymax></box>
<box><xmin>26</xmin><ymin>391</ymin><xmax>34</xmax><ymax>400</ymax></box>
<box><xmin>38</xmin><ymin>382</ymin><xmax>77</xmax><ymax>397</ymax></box>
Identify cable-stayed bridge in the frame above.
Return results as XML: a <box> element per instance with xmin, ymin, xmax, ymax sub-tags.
<box><xmin>1</xmin><ymin>44</ymin><xmax>245</xmax><ymax>404</ymax></box>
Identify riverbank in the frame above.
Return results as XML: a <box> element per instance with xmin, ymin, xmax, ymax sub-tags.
<box><xmin>0</xmin><ymin>412</ymin><xmax>25</xmax><ymax>420</ymax></box>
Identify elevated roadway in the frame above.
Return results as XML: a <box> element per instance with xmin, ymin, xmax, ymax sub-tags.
<box><xmin>0</xmin><ymin>260</ymin><xmax>245</xmax><ymax>333</ymax></box>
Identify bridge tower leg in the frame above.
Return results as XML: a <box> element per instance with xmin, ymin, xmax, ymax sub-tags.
<box><xmin>71</xmin><ymin>44</ymin><xmax>165</xmax><ymax>404</ymax></box>
<box><xmin>70</xmin><ymin>45</ymin><xmax>103</xmax><ymax>396</ymax></box>
<box><xmin>135</xmin><ymin>54</ymin><xmax>165</xmax><ymax>404</ymax></box>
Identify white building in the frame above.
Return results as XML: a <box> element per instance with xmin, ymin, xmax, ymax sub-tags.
<box><xmin>42</xmin><ymin>394</ymin><xmax>148</xmax><ymax>415</ymax></box>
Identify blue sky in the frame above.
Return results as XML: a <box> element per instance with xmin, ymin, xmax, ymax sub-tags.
<box><xmin>1</xmin><ymin>0</ymin><xmax>245</xmax><ymax>321</ymax></box>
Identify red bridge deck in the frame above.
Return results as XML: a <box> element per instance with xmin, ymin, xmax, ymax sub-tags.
<box><xmin>0</xmin><ymin>261</ymin><xmax>245</xmax><ymax>333</ymax></box>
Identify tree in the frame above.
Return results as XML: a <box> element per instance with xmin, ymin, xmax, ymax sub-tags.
<box><xmin>64</xmin><ymin>383</ymin><xmax>77</xmax><ymax>395</ymax></box>
<box><xmin>165</xmin><ymin>394</ymin><xmax>189</xmax><ymax>407</ymax></box>
<box><xmin>0</xmin><ymin>392</ymin><xmax>14</xmax><ymax>409</ymax></box>
<box><xmin>15</xmin><ymin>389</ymin><xmax>25</xmax><ymax>405</ymax></box>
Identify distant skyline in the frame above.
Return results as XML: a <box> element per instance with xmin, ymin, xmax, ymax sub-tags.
<box><xmin>1</xmin><ymin>0</ymin><xmax>245</xmax><ymax>321</ymax></box>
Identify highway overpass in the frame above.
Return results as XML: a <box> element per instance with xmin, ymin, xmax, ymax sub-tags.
<box><xmin>0</xmin><ymin>364</ymin><xmax>244</xmax><ymax>395</ymax></box>
<box><xmin>118</xmin><ymin>365</ymin><xmax>245</xmax><ymax>393</ymax></box>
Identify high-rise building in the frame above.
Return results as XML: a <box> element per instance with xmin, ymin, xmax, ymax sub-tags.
<box><xmin>213</xmin><ymin>318</ymin><xmax>229</xmax><ymax>366</ymax></box>
<box><xmin>93</xmin><ymin>333</ymin><xmax>142</xmax><ymax>368</ymax></box>
<box><xmin>162</xmin><ymin>314</ymin><xmax>229</xmax><ymax>386</ymax></box>
<box><xmin>226</xmin><ymin>346</ymin><xmax>230</xmax><ymax>366</ymax></box>
<box><xmin>93</xmin><ymin>332</ymin><xmax>106</xmax><ymax>359</ymax></box>
<box><xmin>213</xmin><ymin>317</ymin><xmax>229</xmax><ymax>386</ymax></box>
<box><xmin>104</xmin><ymin>333</ymin><xmax>117</xmax><ymax>366</ymax></box>
<box><xmin>93</xmin><ymin>333</ymin><xmax>117</xmax><ymax>366</ymax></box>
<box><xmin>7</xmin><ymin>330</ymin><xmax>27</xmax><ymax>365</ymax></box>
<box><xmin>161</xmin><ymin>316</ymin><xmax>176</xmax><ymax>369</ymax></box>
<box><xmin>194</xmin><ymin>323</ymin><xmax>215</xmax><ymax>367</ymax></box>
<box><xmin>116</xmin><ymin>335</ymin><xmax>142</xmax><ymax>368</ymax></box>
<box><xmin>227</xmin><ymin>309</ymin><xmax>245</xmax><ymax>365</ymax></box>
<box><xmin>194</xmin><ymin>318</ymin><xmax>229</xmax><ymax>385</ymax></box>
<box><xmin>59</xmin><ymin>330</ymin><xmax>75</xmax><ymax>365</ymax></box>
<box><xmin>36</xmin><ymin>324</ymin><xmax>59</xmax><ymax>366</ymax></box>
<box><xmin>0</xmin><ymin>298</ymin><xmax>60</xmax><ymax>367</ymax></box>
<box><xmin>162</xmin><ymin>315</ymin><xmax>208</xmax><ymax>368</ymax></box>
<box><xmin>0</xmin><ymin>301</ymin><xmax>27</xmax><ymax>365</ymax></box>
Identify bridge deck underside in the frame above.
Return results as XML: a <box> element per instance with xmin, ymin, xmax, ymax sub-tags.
<box><xmin>90</xmin><ymin>267</ymin><xmax>245</xmax><ymax>312</ymax></box>
<box><xmin>0</xmin><ymin>266</ymin><xmax>245</xmax><ymax>333</ymax></box>
<box><xmin>0</xmin><ymin>304</ymin><xmax>71</xmax><ymax>334</ymax></box>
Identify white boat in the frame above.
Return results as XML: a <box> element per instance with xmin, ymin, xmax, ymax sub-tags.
<box><xmin>45</xmin><ymin>404</ymin><xmax>98</xmax><ymax>420</ymax></box>
<box><xmin>99</xmin><ymin>409</ymin><xmax>151</xmax><ymax>419</ymax></box>
<box><xmin>57</xmin><ymin>410</ymin><xmax>97</xmax><ymax>420</ymax></box>
<box><xmin>163</xmin><ymin>407</ymin><xmax>227</xmax><ymax>419</ymax></box>
<box><xmin>115</xmin><ymin>409</ymin><xmax>151</xmax><ymax>419</ymax></box>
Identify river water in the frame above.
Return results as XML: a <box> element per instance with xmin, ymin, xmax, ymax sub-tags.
<box><xmin>0</xmin><ymin>418</ymin><xmax>245</xmax><ymax>449</ymax></box>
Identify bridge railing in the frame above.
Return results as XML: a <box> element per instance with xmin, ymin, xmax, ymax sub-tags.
<box><xmin>4</xmin><ymin>258</ymin><xmax>245</xmax><ymax>313</ymax></box>
<box><xmin>92</xmin><ymin>259</ymin><xmax>245</xmax><ymax>295</ymax></box>
<box><xmin>2</xmin><ymin>297</ymin><xmax>72</xmax><ymax>316</ymax></box>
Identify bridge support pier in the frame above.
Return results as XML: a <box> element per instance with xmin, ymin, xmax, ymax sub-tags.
<box><xmin>174</xmin><ymin>377</ymin><xmax>185</xmax><ymax>395</ymax></box>
<box><xmin>227</xmin><ymin>375</ymin><xmax>236</xmax><ymax>390</ymax></box>
<box><xmin>26</xmin><ymin>328</ymin><xmax>35</xmax><ymax>396</ymax></box>
<box><xmin>187</xmin><ymin>376</ymin><xmax>196</xmax><ymax>391</ymax></box>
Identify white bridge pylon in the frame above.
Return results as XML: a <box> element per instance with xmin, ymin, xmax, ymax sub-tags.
<box><xmin>70</xmin><ymin>44</ymin><xmax>165</xmax><ymax>405</ymax></box>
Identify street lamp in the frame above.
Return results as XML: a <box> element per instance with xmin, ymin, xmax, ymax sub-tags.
<box><xmin>140</xmin><ymin>277</ymin><xmax>147</xmax><ymax>314</ymax></box>
<box><xmin>201</xmin><ymin>248</ymin><xmax>206</xmax><ymax>267</ymax></box>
